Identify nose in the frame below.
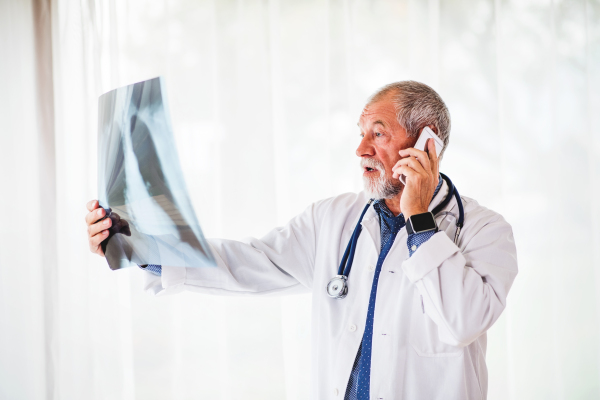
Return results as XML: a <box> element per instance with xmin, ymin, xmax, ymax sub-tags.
<box><xmin>356</xmin><ymin>135</ymin><xmax>374</xmax><ymax>158</ymax></box>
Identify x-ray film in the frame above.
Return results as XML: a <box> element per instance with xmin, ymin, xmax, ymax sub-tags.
<box><xmin>98</xmin><ymin>77</ymin><xmax>215</xmax><ymax>270</ymax></box>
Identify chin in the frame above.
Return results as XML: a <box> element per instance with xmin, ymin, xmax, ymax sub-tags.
<box><xmin>362</xmin><ymin>176</ymin><xmax>402</xmax><ymax>200</ymax></box>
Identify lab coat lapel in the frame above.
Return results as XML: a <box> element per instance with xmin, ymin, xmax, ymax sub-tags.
<box><xmin>360</xmin><ymin>206</ymin><xmax>381</xmax><ymax>255</ymax></box>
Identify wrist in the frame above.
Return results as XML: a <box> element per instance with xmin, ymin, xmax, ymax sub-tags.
<box><xmin>406</xmin><ymin>211</ymin><xmax>438</xmax><ymax>235</ymax></box>
<box><xmin>404</xmin><ymin>207</ymin><xmax>428</xmax><ymax>221</ymax></box>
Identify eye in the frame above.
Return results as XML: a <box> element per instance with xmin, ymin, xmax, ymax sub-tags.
<box><xmin>359</xmin><ymin>133</ymin><xmax>365</xmax><ymax>138</ymax></box>
<box><xmin>375</xmin><ymin>132</ymin><xmax>383</xmax><ymax>137</ymax></box>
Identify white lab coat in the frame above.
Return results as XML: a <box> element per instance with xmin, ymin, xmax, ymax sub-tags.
<box><xmin>144</xmin><ymin>179</ymin><xmax>518</xmax><ymax>399</ymax></box>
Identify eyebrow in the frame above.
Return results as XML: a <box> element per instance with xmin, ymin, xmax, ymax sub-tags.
<box><xmin>357</xmin><ymin>120</ymin><xmax>387</xmax><ymax>129</ymax></box>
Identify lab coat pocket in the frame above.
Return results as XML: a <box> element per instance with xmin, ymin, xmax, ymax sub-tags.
<box><xmin>408</xmin><ymin>292</ymin><xmax>462</xmax><ymax>357</ymax></box>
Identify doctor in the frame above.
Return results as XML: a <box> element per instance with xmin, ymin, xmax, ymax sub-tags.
<box><xmin>85</xmin><ymin>80</ymin><xmax>518</xmax><ymax>399</ymax></box>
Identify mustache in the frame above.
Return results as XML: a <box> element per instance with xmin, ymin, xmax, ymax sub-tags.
<box><xmin>360</xmin><ymin>157</ymin><xmax>385</xmax><ymax>172</ymax></box>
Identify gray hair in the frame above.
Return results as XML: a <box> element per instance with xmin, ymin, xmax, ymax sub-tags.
<box><xmin>366</xmin><ymin>81</ymin><xmax>451</xmax><ymax>158</ymax></box>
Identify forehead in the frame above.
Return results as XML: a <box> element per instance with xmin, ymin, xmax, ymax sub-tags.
<box><xmin>358</xmin><ymin>96</ymin><xmax>398</xmax><ymax>129</ymax></box>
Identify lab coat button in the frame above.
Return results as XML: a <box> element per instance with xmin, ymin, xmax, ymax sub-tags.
<box><xmin>349</xmin><ymin>324</ymin><xmax>357</xmax><ymax>332</ymax></box>
<box><xmin>368</xmin><ymin>264</ymin><xmax>375</xmax><ymax>271</ymax></box>
<box><xmin>334</xmin><ymin>388</ymin><xmax>339</xmax><ymax>396</ymax></box>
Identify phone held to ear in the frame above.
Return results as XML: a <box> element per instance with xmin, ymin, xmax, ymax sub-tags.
<box><xmin>399</xmin><ymin>126</ymin><xmax>444</xmax><ymax>185</ymax></box>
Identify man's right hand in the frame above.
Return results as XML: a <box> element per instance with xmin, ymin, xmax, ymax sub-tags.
<box><xmin>86</xmin><ymin>200</ymin><xmax>111</xmax><ymax>257</ymax></box>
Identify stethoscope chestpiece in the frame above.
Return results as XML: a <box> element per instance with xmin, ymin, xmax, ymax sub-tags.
<box><xmin>326</xmin><ymin>275</ymin><xmax>349</xmax><ymax>299</ymax></box>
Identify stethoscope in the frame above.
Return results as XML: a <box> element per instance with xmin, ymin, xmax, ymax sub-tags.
<box><xmin>326</xmin><ymin>173</ymin><xmax>464</xmax><ymax>299</ymax></box>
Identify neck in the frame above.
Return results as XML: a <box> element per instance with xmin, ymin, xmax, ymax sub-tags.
<box><xmin>383</xmin><ymin>189</ymin><xmax>403</xmax><ymax>216</ymax></box>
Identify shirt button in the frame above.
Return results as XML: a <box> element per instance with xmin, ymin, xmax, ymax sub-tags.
<box><xmin>411</xmin><ymin>245</ymin><xmax>417</xmax><ymax>251</ymax></box>
<box><xmin>368</xmin><ymin>264</ymin><xmax>375</xmax><ymax>271</ymax></box>
<box><xmin>349</xmin><ymin>324</ymin><xmax>357</xmax><ymax>332</ymax></box>
<box><xmin>334</xmin><ymin>388</ymin><xmax>339</xmax><ymax>396</ymax></box>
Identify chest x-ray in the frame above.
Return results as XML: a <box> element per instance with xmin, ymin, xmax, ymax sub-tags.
<box><xmin>98</xmin><ymin>77</ymin><xmax>215</xmax><ymax>270</ymax></box>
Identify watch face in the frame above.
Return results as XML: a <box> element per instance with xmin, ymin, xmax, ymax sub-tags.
<box><xmin>410</xmin><ymin>212</ymin><xmax>437</xmax><ymax>232</ymax></box>
<box><xmin>327</xmin><ymin>277</ymin><xmax>347</xmax><ymax>298</ymax></box>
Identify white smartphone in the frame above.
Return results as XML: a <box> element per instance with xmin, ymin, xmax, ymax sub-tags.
<box><xmin>399</xmin><ymin>126</ymin><xmax>443</xmax><ymax>185</ymax></box>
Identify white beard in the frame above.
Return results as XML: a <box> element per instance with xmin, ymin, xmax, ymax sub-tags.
<box><xmin>360</xmin><ymin>158</ymin><xmax>403</xmax><ymax>200</ymax></box>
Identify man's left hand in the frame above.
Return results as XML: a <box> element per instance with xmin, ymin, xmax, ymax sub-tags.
<box><xmin>391</xmin><ymin>138</ymin><xmax>439</xmax><ymax>220</ymax></box>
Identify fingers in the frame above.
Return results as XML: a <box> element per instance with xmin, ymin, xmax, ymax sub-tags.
<box><xmin>85</xmin><ymin>199</ymin><xmax>108</xmax><ymax>256</ymax></box>
<box><xmin>86</xmin><ymin>199</ymin><xmax>100</xmax><ymax>212</ymax></box>
<box><xmin>89</xmin><ymin>229</ymin><xmax>108</xmax><ymax>255</ymax></box>
<box><xmin>87</xmin><ymin>217</ymin><xmax>111</xmax><ymax>256</ymax></box>
<box><xmin>393</xmin><ymin>165</ymin><xmax>419</xmax><ymax>182</ymax></box>
<box><xmin>392</xmin><ymin>156</ymin><xmax>426</xmax><ymax>179</ymax></box>
<box><xmin>88</xmin><ymin>216</ymin><xmax>112</xmax><ymax>237</ymax></box>
<box><xmin>85</xmin><ymin>206</ymin><xmax>105</xmax><ymax>226</ymax></box>
<box><xmin>426</xmin><ymin>138</ymin><xmax>438</xmax><ymax>163</ymax></box>
<box><xmin>399</xmin><ymin>145</ymin><xmax>432</xmax><ymax>172</ymax></box>
<box><xmin>426</xmin><ymin>138</ymin><xmax>439</xmax><ymax>176</ymax></box>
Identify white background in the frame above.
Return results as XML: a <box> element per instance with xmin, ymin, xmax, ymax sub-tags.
<box><xmin>1</xmin><ymin>0</ymin><xmax>599</xmax><ymax>399</ymax></box>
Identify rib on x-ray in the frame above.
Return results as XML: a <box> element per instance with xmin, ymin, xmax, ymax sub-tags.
<box><xmin>97</xmin><ymin>77</ymin><xmax>215</xmax><ymax>270</ymax></box>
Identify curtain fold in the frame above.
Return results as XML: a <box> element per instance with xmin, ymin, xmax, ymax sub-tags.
<box><xmin>33</xmin><ymin>0</ymin><xmax>58</xmax><ymax>398</ymax></box>
<box><xmin>1</xmin><ymin>0</ymin><xmax>599</xmax><ymax>399</ymax></box>
<box><xmin>0</xmin><ymin>0</ymin><xmax>55</xmax><ymax>399</ymax></box>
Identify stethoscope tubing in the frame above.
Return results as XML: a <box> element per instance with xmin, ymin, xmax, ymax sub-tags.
<box><xmin>337</xmin><ymin>199</ymin><xmax>374</xmax><ymax>276</ymax></box>
<box><xmin>335</xmin><ymin>173</ymin><xmax>463</xmax><ymax>286</ymax></box>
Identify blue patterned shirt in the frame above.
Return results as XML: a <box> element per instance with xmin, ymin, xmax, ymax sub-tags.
<box><xmin>140</xmin><ymin>264</ymin><xmax>162</xmax><ymax>275</ymax></box>
<box><xmin>344</xmin><ymin>176</ymin><xmax>443</xmax><ymax>400</ymax></box>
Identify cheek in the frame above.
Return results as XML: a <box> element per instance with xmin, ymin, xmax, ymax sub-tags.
<box><xmin>379</xmin><ymin>156</ymin><xmax>397</xmax><ymax>174</ymax></box>
<box><xmin>379</xmin><ymin>150</ymin><xmax>402</xmax><ymax>172</ymax></box>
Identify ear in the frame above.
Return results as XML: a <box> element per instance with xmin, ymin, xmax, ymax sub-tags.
<box><xmin>427</xmin><ymin>124</ymin><xmax>438</xmax><ymax>135</ymax></box>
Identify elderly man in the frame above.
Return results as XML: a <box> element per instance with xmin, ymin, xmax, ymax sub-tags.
<box><xmin>85</xmin><ymin>80</ymin><xmax>518</xmax><ymax>399</ymax></box>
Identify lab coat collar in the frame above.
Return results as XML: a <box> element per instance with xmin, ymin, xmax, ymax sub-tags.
<box><xmin>429</xmin><ymin>177</ymin><xmax>453</xmax><ymax>213</ymax></box>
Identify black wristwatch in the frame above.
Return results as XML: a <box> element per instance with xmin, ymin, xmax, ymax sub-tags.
<box><xmin>406</xmin><ymin>212</ymin><xmax>438</xmax><ymax>235</ymax></box>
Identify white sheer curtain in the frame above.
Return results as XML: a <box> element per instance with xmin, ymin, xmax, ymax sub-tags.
<box><xmin>1</xmin><ymin>0</ymin><xmax>599</xmax><ymax>399</ymax></box>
